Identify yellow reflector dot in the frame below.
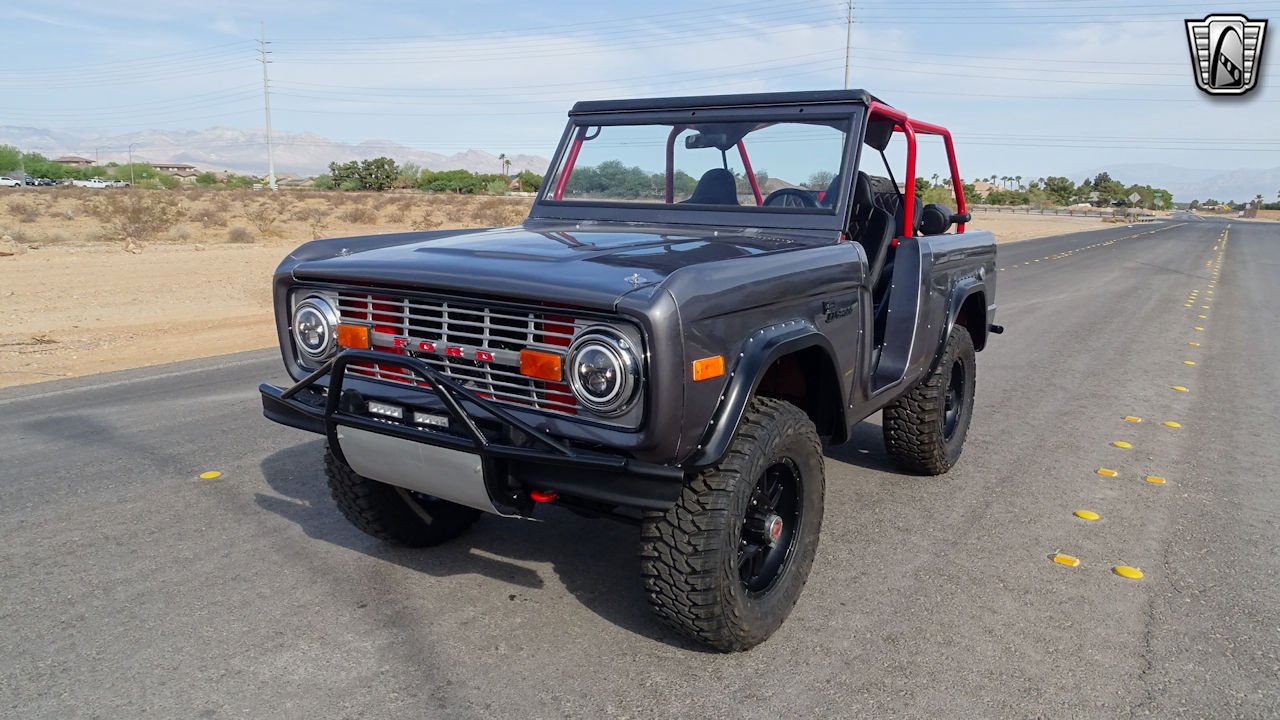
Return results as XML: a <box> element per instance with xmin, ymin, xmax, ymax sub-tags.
<box><xmin>1124</xmin><ymin>416</ymin><xmax>1142</xmax><ymax>422</ymax></box>
<box><xmin>1198</xmin><ymin>315</ymin><xmax>1207</xmax><ymax>318</ymax></box>
<box><xmin>199</xmin><ymin>471</ymin><xmax>222</xmax><ymax>480</ymax></box>
<box><xmin>1075</xmin><ymin>510</ymin><xmax>1099</xmax><ymax>520</ymax></box>
<box><xmin>1053</xmin><ymin>553</ymin><xmax>1080</xmax><ymax>567</ymax></box>
<box><xmin>1194</xmin><ymin>327</ymin><xmax>1204</xmax><ymax>331</ymax></box>
<box><xmin>1113</xmin><ymin>565</ymin><xmax>1144</xmax><ymax>579</ymax></box>
<box><xmin>1112</xmin><ymin>441</ymin><xmax>1132</xmax><ymax>449</ymax></box>
<box><xmin>1201</xmin><ymin>305</ymin><xmax>1210</xmax><ymax>309</ymax></box>
<box><xmin>1163</xmin><ymin>421</ymin><xmax>1181</xmax><ymax>428</ymax></box>
<box><xmin>1183</xmin><ymin>360</ymin><xmax>1196</xmax><ymax>365</ymax></box>
<box><xmin>1188</xmin><ymin>341</ymin><xmax>1200</xmax><ymax>346</ymax></box>
<box><xmin>1097</xmin><ymin>468</ymin><xmax>1118</xmax><ymax>477</ymax></box>
<box><xmin>1145</xmin><ymin>476</ymin><xmax>1166</xmax><ymax>484</ymax></box>
<box><xmin>1172</xmin><ymin>386</ymin><xmax>1189</xmax><ymax>392</ymax></box>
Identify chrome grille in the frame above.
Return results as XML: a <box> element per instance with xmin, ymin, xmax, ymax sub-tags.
<box><xmin>334</xmin><ymin>290</ymin><xmax>584</xmax><ymax>415</ymax></box>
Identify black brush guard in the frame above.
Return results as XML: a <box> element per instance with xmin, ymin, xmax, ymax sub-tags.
<box><xmin>259</xmin><ymin>349</ymin><xmax>685</xmax><ymax>510</ymax></box>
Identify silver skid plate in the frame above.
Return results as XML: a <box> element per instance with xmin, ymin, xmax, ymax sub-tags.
<box><xmin>336</xmin><ymin>427</ymin><xmax>510</xmax><ymax>516</ymax></box>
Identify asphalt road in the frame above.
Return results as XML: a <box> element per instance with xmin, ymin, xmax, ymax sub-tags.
<box><xmin>3</xmin><ymin>216</ymin><xmax>1277</xmax><ymax>718</ymax></box>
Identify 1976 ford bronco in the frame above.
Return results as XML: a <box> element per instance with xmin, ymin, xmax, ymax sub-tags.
<box><xmin>260</xmin><ymin>90</ymin><xmax>999</xmax><ymax>651</ymax></box>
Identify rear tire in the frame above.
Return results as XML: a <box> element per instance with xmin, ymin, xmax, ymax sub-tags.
<box><xmin>640</xmin><ymin>397</ymin><xmax>824</xmax><ymax>652</ymax></box>
<box><xmin>882</xmin><ymin>325</ymin><xmax>976</xmax><ymax>474</ymax></box>
<box><xmin>324</xmin><ymin>446</ymin><xmax>481</xmax><ymax>547</ymax></box>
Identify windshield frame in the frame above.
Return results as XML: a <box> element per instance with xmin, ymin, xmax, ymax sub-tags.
<box><xmin>530</xmin><ymin>103</ymin><xmax>866</xmax><ymax>232</ymax></box>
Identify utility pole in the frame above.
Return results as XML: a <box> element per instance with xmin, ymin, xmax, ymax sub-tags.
<box><xmin>843</xmin><ymin>0</ymin><xmax>854</xmax><ymax>89</ymax></box>
<box><xmin>128</xmin><ymin>143</ymin><xmax>137</xmax><ymax>186</ymax></box>
<box><xmin>259</xmin><ymin>22</ymin><xmax>278</xmax><ymax>191</ymax></box>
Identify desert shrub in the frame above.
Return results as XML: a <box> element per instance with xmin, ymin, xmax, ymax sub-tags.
<box><xmin>296</xmin><ymin>206</ymin><xmax>332</xmax><ymax>239</ymax></box>
<box><xmin>386</xmin><ymin>210</ymin><xmax>406</xmax><ymax>224</ymax></box>
<box><xmin>168</xmin><ymin>226</ymin><xmax>192</xmax><ymax>242</ymax></box>
<box><xmin>101</xmin><ymin>192</ymin><xmax>186</xmax><ymax>245</ymax></box>
<box><xmin>338</xmin><ymin>205</ymin><xmax>378</xmax><ymax>224</ymax></box>
<box><xmin>51</xmin><ymin>208</ymin><xmax>75</xmax><ymax>220</ymax></box>
<box><xmin>196</xmin><ymin>210</ymin><xmax>227</xmax><ymax>228</ymax></box>
<box><xmin>410</xmin><ymin>210</ymin><xmax>446</xmax><ymax>231</ymax></box>
<box><xmin>226</xmin><ymin>226</ymin><xmax>255</xmax><ymax>243</ymax></box>
<box><xmin>1</xmin><ymin>226</ymin><xmax>34</xmax><ymax>245</ymax></box>
<box><xmin>242</xmin><ymin>203</ymin><xmax>280</xmax><ymax>237</ymax></box>
<box><xmin>6</xmin><ymin>198</ymin><xmax>38</xmax><ymax>223</ymax></box>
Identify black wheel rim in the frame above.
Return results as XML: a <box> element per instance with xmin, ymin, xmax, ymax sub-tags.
<box><xmin>738</xmin><ymin>458</ymin><xmax>802</xmax><ymax>594</ymax></box>
<box><xmin>943</xmin><ymin>358</ymin><xmax>966</xmax><ymax>440</ymax></box>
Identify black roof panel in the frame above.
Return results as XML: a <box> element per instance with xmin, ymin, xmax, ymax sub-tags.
<box><xmin>569</xmin><ymin>89</ymin><xmax>886</xmax><ymax>115</ymax></box>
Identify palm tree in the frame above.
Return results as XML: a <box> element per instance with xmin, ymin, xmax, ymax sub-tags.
<box><xmin>498</xmin><ymin>153</ymin><xmax>511</xmax><ymax>177</ymax></box>
<box><xmin>1016</xmin><ymin>175</ymin><xmax>1023</xmax><ymax>190</ymax></box>
<box><xmin>931</xmin><ymin>173</ymin><xmax>940</xmax><ymax>188</ymax></box>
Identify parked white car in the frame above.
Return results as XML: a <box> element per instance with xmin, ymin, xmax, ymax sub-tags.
<box><xmin>0</xmin><ymin>176</ymin><xmax>22</xmax><ymax>187</ymax></box>
<box><xmin>73</xmin><ymin>178</ymin><xmax>110</xmax><ymax>188</ymax></box>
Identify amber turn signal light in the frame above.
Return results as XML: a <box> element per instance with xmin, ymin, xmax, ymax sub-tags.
<box><xmin>520</xmin><ymin>349</ymin><xmax>562</xmax><ymax>381</ymax></box>
<box><xmin>336</xmin><ymin>323</ymin><xmax>370</xmax><ymax>350</ymax></box>
<box><xmin>692</xmin><ymin>355</ymin><xmax>725</xmax><ymax>381</ymax></box>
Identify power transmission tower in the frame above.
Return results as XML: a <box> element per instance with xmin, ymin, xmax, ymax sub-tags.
<box><xmin>259</xmin><ymin>23</ymin><xmax>278</xmax><ymax>191</ymax></box>
<box><xmin>843</xmin><ymin>1</ymin><xmax>854</xmax><ymax>89</ymax></box>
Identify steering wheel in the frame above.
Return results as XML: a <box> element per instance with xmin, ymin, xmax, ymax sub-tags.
<box><xmin>762</xmin><ymin>188</ymin><xmax>819</xmax><ymax>208</ymax></box>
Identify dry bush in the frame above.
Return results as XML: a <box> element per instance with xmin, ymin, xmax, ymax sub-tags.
<box><xmin>209</xmin><ymin>195</ymin><xmax>232</xmax><ymax>214</ymax></box>
<box><xmin>168</xmin><ymin>226</ymin><xmax>192</xmax><ymax>242</ymax></box>
<box><xmin>296</xmin><ymin>206</ymin><xmax>332</xmax><ymax>239</ymax></box>
<box><xmin>0</xmin><ymin>226</ymin><xmax>34</xmax><ymax>245</ymax></box>
<box><xmin>50</xmin><ymin>208</ymin><xmax>76</xmax><ymax>221</ymax></box>
<box><xmin>242</xmin><ymin>203</ymin><xmax>280</xmax><ymax>237</ymax></box>
<box><xmin>6</xmin><ymin>198</ymin><xmax>38</xmax><ymax>223</ymax></box>
<box><xmin>338</xmin><ymin>205</ymin><xmax>378</xmax><ymax>224</ymax></box>
<box><xmin>226</xmin><ymin>226</ymin><xmax>255</xmax><ymax>243</ymax></box>
<box><xmin>196</xmin><ymin>210</ymin><xmax>227</xmax><ymax>228</ymax></box>
<box><xmin>100</xmin><ymin>192</ymin><xmax>186</xmax><ymax>245</ymax></box>
<box><xmin>386</xmin><ymin>210</ymin><xmax>406</xmax><ymax>224</ymax></box>
<box><xmin>410</xmin><ymin>209</ymin><xmax>447</xmax><ymax>231</ymax></box>
<box><xmin>469</xmin><ymin>197</ymin><xmax>530</xmax><ymax>227</ymax></box>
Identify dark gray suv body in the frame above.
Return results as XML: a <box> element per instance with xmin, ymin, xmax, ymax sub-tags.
<box><xmin>260</xmin><ymin>90</ymin><xmax>998</xmax><ymax>651</ymax></box>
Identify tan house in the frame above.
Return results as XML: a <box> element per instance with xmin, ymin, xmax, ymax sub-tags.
<box><xmin>54</xmin><ymin>156</ymin><xmax>95</xmax><ymax>167</ymax></box>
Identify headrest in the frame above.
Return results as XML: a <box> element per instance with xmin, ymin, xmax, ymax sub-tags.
<box><xmin>685</xmin><ymin>168</ymin><xmax>739</xmax><ymax>205</ymax></box>
<box><xmin>850</xmin><ymin>172</ymin><xmax>874</xmax><ymax>220</ymax></box>
<box><xmin>920</xmin><ymin>203</ymin><xmax>952</xmax><ymax>235</ymax></box>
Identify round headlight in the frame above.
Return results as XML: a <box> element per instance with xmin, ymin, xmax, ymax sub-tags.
<box><xmin>292</xmin><ymin>295</ymin><xmax>337</xmax><ymax>361</ymax></box>
<box><xmin>566</xmin><ymin>329</ymin><xmax>640</xmax><ymax>416</ymax></box>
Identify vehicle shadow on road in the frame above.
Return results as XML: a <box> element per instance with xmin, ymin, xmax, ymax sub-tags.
<box><xmin>255</xmin><ymin>440</ymin><xmax>712</xmax><ymax>652</ymax></box>
<box><xmin>823</xmin><ymin>418</ymin><xmax>901</xmax><ymax>473</ymax></box>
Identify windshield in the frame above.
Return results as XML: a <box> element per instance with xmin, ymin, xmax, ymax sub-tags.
<box><xmin>541</xmin><ymin>119</ymin><xmax>851</xmax><ymax>213</ymax></box>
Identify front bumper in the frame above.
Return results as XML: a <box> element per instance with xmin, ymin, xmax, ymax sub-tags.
<box><xmin>260</xmin><ymin>349</ymin><xmax>685</xmax><ymax>512</ymax></box>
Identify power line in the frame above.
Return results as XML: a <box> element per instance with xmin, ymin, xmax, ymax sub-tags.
<box><xmin>260</xmin><ymin>23</ymin><xmax>277</xmax><ymax>191</ymax></box>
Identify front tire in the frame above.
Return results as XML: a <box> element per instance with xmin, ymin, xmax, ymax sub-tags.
<box><xmin>882</xmin><ymin>325</ymin><xmax>977</xmax><ymax>474</ymax></box>
<box><xmin>640</xmin><ymin>397</ymin><xmax>824</xmax><ymax>652</ymax></box>
<box><xmin>324</xmin><ymin>446</ymin><xmax>481</xmax><ymax>547</ymax></box>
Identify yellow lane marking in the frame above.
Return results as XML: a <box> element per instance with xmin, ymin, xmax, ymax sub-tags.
<box><xmin>1172</xmin><ymin>386</ymin><xmax>1189</xmax><ymax>392</ymax></box>
<box><xmin>1145</xmin><ymin>476</ymin><xmax>1166</xmax><ymax>484</ymax></box>
<box><xmin>1113</xmin><ymin>565</ymin><xmax>1144</xmax><ymax>579</ymax></box>
<box><xmin>1054</xmin><ymin>553</ymin><xmax>1081</xmax><ymax>567</ymax></box>
<box><xmin>1124</xmin><ymin>416</ymin><xmax>1142</xmax><ymax>422</ymax></box>
<box><xmin>1188</xmin><ymin>341</ymin><xmax>1200</xmax><ymax>346</ymax></box>
<box><xmin>1183</xmin><ymin>360</ymin><xmax>1196</xmax><ymax>365</ymax></box>
<box><xmin>1198</xmin><ymin>315</ymin><xmax>1207</xmax><ymax>318</ymax></box>
<box><xmin>199</xmin><ymin>471</ymin><xmax>222</xmax><ymax>479</ymax></box>
<box><xmin>1163</xmin><ymin>421</ymin><xmax>1182</xmax><ymax>428</ymax></box>
<box><xmin>1075</xmin><ymin>510</ymin><xmax>1100</xmax><ymax>521</ymax></box>
<box><xmin>1194</xmin><ymin>327</ymin><xmax>1205</xmax><ymax>331</ymax></box>
<box><xmin>1112</xmin><ymin>441</ymin><xmax>1133</xmax><ymax>449</ymax></box>
<box><xmin>1097</xmin><ymin>468</ymin><xmax>1118</xmax><ymax>477</ymax></box>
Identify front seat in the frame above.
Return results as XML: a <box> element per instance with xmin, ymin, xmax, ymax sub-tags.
<box><xmin>683</xmin><ymin>168</ymin><xmax>739</xmax><ymax>205</ymax></box>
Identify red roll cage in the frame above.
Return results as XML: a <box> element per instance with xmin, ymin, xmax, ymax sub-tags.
<box><xmin>551</xmin><ymin>100</ymin><xmax>967</xmax><ymax>237</ymax></box>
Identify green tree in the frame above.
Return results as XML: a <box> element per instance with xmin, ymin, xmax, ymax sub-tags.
<box><xmin>1043</xmin><ymin>176</ymin><xmax>1076</xmax><ymax>206</ymax></box>
<box><xmin>807</xmin><ymin>170</ymin><xmax>836</xmax><ymax>189</ymax></box>
<box><xmin>0</xmin><ymin>145</ymin><xmax>23</xmax><ymax>173</ymax></box>
<box><xmin>515</xmin><ymin>170</ymin><xmax>543</xmax><ymax>192</ymax></box>
<box><xmin>914</xmin><ymin>177</ymin><xmax>931</xmax><ymax>195</ymax></box>
<box><xmin>195</xmin><ymin>171</ymin><xmax>220</xmax><ymax>186</ymax></box>
<box><xmin>358</xmin><ymin>156</ymin><xmax>400</xmax><ymax>191</ymax></box>
<box><xmin>310</xmin><ymin>174</ymin><xmax>334</xmax><ymax>190</ymax></box>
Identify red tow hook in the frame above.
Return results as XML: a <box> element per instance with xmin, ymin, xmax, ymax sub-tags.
<box><xmin>529</xmin><ymin>490</ymin><xmax>559</xmax><ymax>503</ymax></box>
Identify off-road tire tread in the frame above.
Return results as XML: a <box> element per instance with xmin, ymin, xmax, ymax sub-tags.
<box><xmin>640</xmin><ymin>397</ymin><xmax>823</xmax><ymax>652</ymax></box>
<box><xmin>882</xmin><ymin>326</ymin><xmax>975</xmax><ymax>475</ymax></box>
<box><xmin>324</xmin><ymin>447</ymin><xmax>480</xmax><ymax>547</ymax></box>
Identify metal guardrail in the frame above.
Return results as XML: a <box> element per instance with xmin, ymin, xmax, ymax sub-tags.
<box><xmin>972</xmin><ymin>206</ymin><xmax>1125</xmax><ymax>218</ymax></box>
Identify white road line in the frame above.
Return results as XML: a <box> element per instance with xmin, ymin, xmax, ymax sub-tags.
<box><xmin>0</xmin><ymin>355</ymin><xmax>271</xmax><ymax>407</ymax></box>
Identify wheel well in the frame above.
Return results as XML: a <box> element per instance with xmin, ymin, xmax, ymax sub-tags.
<box><xmin>754</xmin><ymin>345</ymin><xmax>845</xmax><ymax>443</ymax></box>
<box><xmin>955</xmin><ymin>291</ymin><xmax>987</xmax><ymax>351</ymax></box>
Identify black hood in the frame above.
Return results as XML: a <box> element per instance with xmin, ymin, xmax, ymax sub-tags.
<box><xmin>286</xmin><ymin>222</ymin><xmax>836</xmax><ymax>309</ymax></box>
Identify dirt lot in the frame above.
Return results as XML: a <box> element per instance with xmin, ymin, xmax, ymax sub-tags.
<box><xmin>0</xmin><ymin>189</ymin><xmax>1115</xmax><ymax>388</ymax></box>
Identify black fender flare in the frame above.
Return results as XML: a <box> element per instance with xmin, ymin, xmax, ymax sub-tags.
<box><xmin>683</xmin><ymin>320</ymin><xmax>843</xmax><ymax>469</ymax></box>
<box><xmin>937</xmin><ymin>278</ymin><xmax>988</xmax><ymax>366</ymax></box>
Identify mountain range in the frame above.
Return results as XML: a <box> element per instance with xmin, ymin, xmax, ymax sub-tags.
<box><xmin>1069</xmin><ymin>163</ymin><xmax>1280</xmax><ymax>204</ymax></box>
<box><xmin>0</xmin><ymin>125</ymin><xmax>550</xmax><ymax>178</ymax></box>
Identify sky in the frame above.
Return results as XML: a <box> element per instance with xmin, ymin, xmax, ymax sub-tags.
<box><xmin>1</xmin><ymin>0</ymin><xmax>1278</xmax><ymax>187</ymax></box>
